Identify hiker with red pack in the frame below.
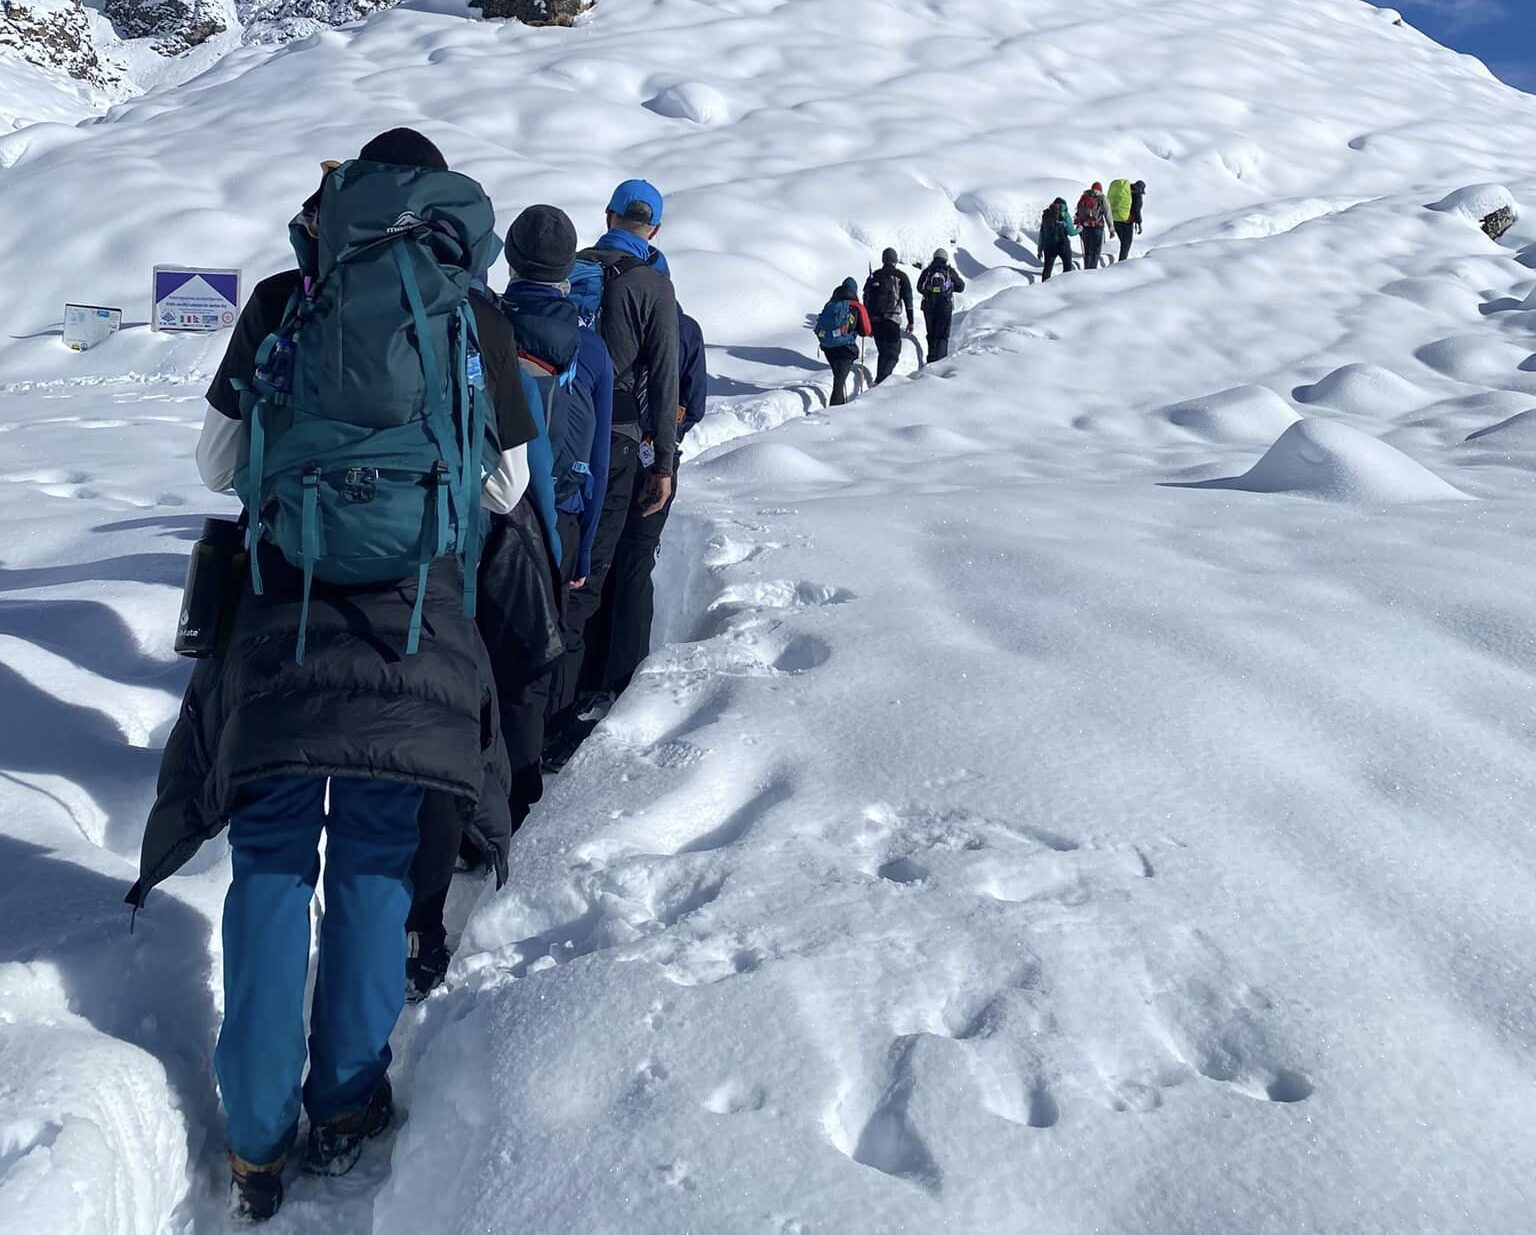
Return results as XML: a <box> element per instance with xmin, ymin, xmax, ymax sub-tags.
<box><xmin>1076</xmin><ymin>182</ymin><xmax>1112</xmax><ymax>269</ymax></box>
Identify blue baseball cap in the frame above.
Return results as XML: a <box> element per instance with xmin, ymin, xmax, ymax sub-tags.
<box><xmin>607</xmin><ymin>178</ymin><xmax>664</xmax><ymax>226</ymax></box>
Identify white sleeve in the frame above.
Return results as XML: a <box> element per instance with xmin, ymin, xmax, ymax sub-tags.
<box><xmin>196</xmin><ymin>404</ymin><xmax>242</xmax><ymax>494</ymax></box>
<box><xmin>481</xmin><ymin>444</ymin><xmax>530</xmax><ymax>516</ymax></box>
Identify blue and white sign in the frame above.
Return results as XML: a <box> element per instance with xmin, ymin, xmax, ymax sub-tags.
<box><xmin>152</xmin><ymin>266</ymin><xmax>241</xmax><ymax>333</ymax></box>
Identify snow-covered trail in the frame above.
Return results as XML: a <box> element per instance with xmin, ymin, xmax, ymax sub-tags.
<box><xmin>375</xmin><ymin>192</ymin><xmax>1536</xmax><ymax>1234</ymax></box>
<box><xmin>4</xmin><ymin>0</ymin><xmax>1536</xmax><ymax>1231</ymax></box>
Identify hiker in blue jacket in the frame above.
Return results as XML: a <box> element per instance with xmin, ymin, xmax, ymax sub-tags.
<box><xmin>502</xmin><ymin>205</ymin><xmax>614</xmax><ymax>589</ymax></box>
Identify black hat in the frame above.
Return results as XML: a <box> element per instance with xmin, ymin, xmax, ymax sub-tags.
<box><xmin>359</xmin><ymin>127</ymin><xmax>448</xmax><ymax>171</ymax></box>
<box><xmin>506</xmin><ymin>204</ymin><xmax>578</xmax><ymax>283</ymax></box>
<box><xmin>882</xmin><ymin>247</ymin><xmax>899</xmax><ymax>265</ymax></box>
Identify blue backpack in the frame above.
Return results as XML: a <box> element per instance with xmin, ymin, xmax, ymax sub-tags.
<box><xmin>501</xmin><ymin>293</ymin><xmax>594</xmax><ymax>507</ymax></box>
<box><xmin>234</xmin><ymin>161</ymin><xmax>502</xmax><ymax>663</ymax></box>
<box><xmin>815</xmin><ymin>298</ymin><xmax>858</xmax><ymax>351</ymax></box>
<box><xmin>568</xmin><ymin>248</ymin><xmax>658</xmax><ymax>329</ymax></box>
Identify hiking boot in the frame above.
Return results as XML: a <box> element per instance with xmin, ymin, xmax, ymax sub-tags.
<box><xmin>304</xmin><ymin>1078</ymin><xmax>394</xmax><ymax>1178</ymax></box>
<box><xmin>229</xmin><ymin>1153</ymin><xmax>285</xmax><ymax>1223</ymax></box>
<box><xmin>406</xmin><ymin>929</ymin><xmax>450</xmax><ymax>1003</ymax></box>
<box><xmin>541</xmin><ymin>712</ymin><xmax>601</xmax><ymax>774</ymax></box>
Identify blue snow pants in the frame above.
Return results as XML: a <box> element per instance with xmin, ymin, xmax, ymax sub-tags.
<box><xmin>215</xmin><ymin>775</ymin><xmax>423</xmax><ymax>1166</ymax></box>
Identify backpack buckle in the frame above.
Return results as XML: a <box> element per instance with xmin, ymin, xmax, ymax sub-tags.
<box><xmin>341</xmin><ymin>467</ymin><xmax>378</xmax><ymax>503</ymax></box>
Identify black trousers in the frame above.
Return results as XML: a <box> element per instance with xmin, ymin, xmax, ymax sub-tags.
<box><xmin>826</xmin><ymin>348</ymin><xmax>857</xmax><ymax>405</ymax></box>
<box><xmin>548</xmin><ymin>433</ymin><xmax>640</xmax><ymax>729</ymax></box>
<box><xmin>923</xmin><ymin>302</ymin><xmax>953</xmax><ymax>362</ymax></box>
<box><xmin>584</xmin><ymin>465</ymin><xmax>679</xmax><ymax>697</ymax></box>
<box><xmin>1042</xmin><ymin>242</ymin><xmax>1075</xmax><ymax>281</ymax></box>
<box><xmin>1082</xmin><ymin>226</ymin><xmax>1105</xmax><ymax>269</ymax></box>
<box><xmin>1116</xmin><ymin>221</ymin><xmax>1136</xmax><ymax>262</ymax></box>
<box><xmin>408</xmin><ymin>506</ymin><xmax>565</xmax><ymax>934</ymax></box>
<box><xmin>872</xmin><ymin>319</ymin><xmax>904</xmax><ymax>384</ymax></box>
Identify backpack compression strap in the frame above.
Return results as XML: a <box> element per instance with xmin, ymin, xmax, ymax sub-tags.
<box><xmin>392</xmin><ymin>236</ymin><xmax>482</xmax><ymax>643</ymax></box>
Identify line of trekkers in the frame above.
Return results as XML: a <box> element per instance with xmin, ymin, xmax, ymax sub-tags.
<box><xmin>814</xmin><ymin>178</ymin><xmax>1146</xmax><ymax>402</ymax></box>
<box><xmin>125</xmin><ymin>127</ymin><xmax>705</xmax><ymax>1222</ymax></box>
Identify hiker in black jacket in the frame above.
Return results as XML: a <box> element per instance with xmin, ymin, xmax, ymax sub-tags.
<box><xmin>130</xmin><ymin>129</ymin><xmax>525</xmax><ymax>1223</ymax></box>
<box><xmin>864</xmin><ymin>248</ymin><xmax>914</xmax><ymax>385</ymax></box>
<box><xmin>545</xmin><ymin>180</ymin><xmax>681</xmax><ymax>758</ymax></box>
<box><xmin>917</xmin><ymin>248</ymin><xmax>965</xmax><ymax>362</ymax></box>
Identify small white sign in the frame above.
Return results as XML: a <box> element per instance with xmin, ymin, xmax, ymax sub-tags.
<box><xmin>152</xmin><ymin>266</ymin><xmax>241</xmax><ymax>333</ymax></box>
<box><xmin>63</xmin><ymin>304</ymin><xmax>122</xmax><ymax>352</ymax></box>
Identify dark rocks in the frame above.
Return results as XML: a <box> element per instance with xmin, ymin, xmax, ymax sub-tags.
<box><xmin>105</xmin><ymin>0</ymin><xmax>231</xmax><ymax>53</ymax></box>
<box><xmin>0</xmin><ymin>0</ymin><xmax>119</xmax><ymax>87</ymax></box>
<box><xmin>1481</xmin><ymin>205</ymin><xmax>1516</xmax><ymax>241</ymax></box>
<box><xmin>471</xmin><ymin>0</ymin><xmax>591</xmax><ymax>26</ymax></box>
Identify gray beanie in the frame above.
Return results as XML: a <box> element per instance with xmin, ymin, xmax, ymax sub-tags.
<box><xmin>506</xmin><ymin>204</ymin><xmax>578</xmax><ymax>283</ymax></box>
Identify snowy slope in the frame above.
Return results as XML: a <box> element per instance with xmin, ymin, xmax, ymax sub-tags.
<box><xmin>2</xmin><ymin>1</ymin><xmax>1536</xmax><ymax>1233</ymax></box>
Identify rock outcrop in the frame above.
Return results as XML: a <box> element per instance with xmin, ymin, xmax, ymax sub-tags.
<box><xmin>472</xmin><ymin>0</ymin><xmax>591</xmax><ymax>26</ymax></box>
<box><xmin>0</xmin><ymin>0</ymin><xmax>119</xmax><ymax>87</ymax></box>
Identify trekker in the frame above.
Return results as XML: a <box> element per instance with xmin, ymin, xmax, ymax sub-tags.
<box><xmin>543</xmin><ymin>179</ymin><xmax>679</xmax><ymax>760</ymax></box>
<box><xmin>583</xmin><ymin>303</ymin><xmax>708</xmax><ymax>702</ymax></box>
<box><xmin>1110</xmin><ymin>177</ymin><xmax>1142</xmax><ymax>261</ymax></box>
<box><xmin>402</xmin><ymin>202</ymin><xmax>613</xmax><ymax>1001</ymax></box>
<box><xmin>815</xmin><ymin>276</ymin><xmax>871</xmax><ymax>406</ymax></box>
<box><xmin>1039</xmin><ymin>198</ymin><xmax>1077</xmax><ymax>281</ymax></box>
<box><xmin>1076</xmin><ymin>183</ymin><xmax>1110</xmax><ymax>269</ymax></box>
<box><xmin>916</xmin><ymin>248</ymin><xmax>965</xmax><ymax>361</ymax></box>
<box><xmin>128</xmin><ymin>129</ymin><xmax>530</xmax><ymax>1222</ymax></box>
<box><xmin>863</xmin><ymin>248</ymin><xmax>914</xmax><ymax>385</ymax></box>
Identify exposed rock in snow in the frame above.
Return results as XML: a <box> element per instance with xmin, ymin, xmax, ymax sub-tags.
<box><xmin>1190</xmin><ymin>418</ymin><xmax>1472</xmax><ymax>503</ymax></box>
<box><xmin>0</xmin><ymin>0</ymin><xmax>119</xmax><ymax>87</ymax></box>
<box><xmin>237</xmin><ymin>0</ymin><xmax>396</xmax><ymax>45</ymax></box>
<box><xmin>1428</xmin><ymin>183</ymin><xmax>1520</xmax><ymax>240</ymax></box>
<box><xmin>104</xmin><ymin>0</ymin><xmax>233</xmax><ymax>53</ymax></box>
<box><xmin>471</xmin><ymin>0</ymin><xmax>590</xmax><ymax>25</ymax></box>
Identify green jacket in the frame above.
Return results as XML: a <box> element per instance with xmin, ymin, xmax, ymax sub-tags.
<box><xmin>1108</xmin><ymin>179</ymin><xmax>1133</xmax><ymax>224</ymax></box>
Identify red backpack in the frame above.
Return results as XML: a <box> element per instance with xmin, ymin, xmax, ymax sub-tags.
<box><xmin>1076</xmin><ymin>191</ymin><xmax>1104</xmax><ymax>229</ymax></box>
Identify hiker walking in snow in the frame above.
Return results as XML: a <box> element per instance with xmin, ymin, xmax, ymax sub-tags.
<box><xmin>582</xmin><ymin>303</ymin><xmax>709</xmax><ymax>705</ymax></box>
<box><xmin>864</xmin><ymin>248</ymin><xmax>914</xmax><ymax>385</ymax></box>
<box><xmin>1110</xmin><ymin>178</ymin><xmax>1143</xmax><ymax>261</ymax></box>
<box><xmin>917</xmin><ymin>248</ymin><xmax>965</xmax><ymax>361</ymax></box>
<box><xmin>815</xmin><ymin>277</ymin><xmax>872</xmax><ymax>405</ymax></box>
<box><xmin>1039</xmin><ymin>198</ymin><xmax>1077</xmax><ymax>281</ymax></box>
<box><xmin>129</xmin><ymin>129</ymin><xmax>533</xmax><ymax>1222</ymax></box>
<box><xmin>402</xmin><ymin>202</ymin><xmax>613</xmax><ymax>1000</ymax></box>
<box><xmin>542</xmin><ymin>179</ymin><xmax>680</xmax><ymax>763</ymax></box>
<box><xmin>1076</xmin><ymin>183</ymin><xmax>1111</xmax><ymax>269</ymax></box>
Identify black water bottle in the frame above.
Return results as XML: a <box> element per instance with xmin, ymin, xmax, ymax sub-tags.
<box><xmin>175</xmin><ymin>518</ymin><xmax>245</xmax><ymax>658</ymax></box>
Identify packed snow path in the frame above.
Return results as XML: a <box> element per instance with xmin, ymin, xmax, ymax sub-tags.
<box><xmin>4</xmin><ymin>1</ymin><xmax>1536</xmax><ymax>1233</ymax></box>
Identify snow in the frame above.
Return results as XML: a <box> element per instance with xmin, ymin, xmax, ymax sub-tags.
<box><xmin>3</xmin><ymin>0</ymin><xmax>1536</xmax><ymax>1232</ymax></box>
<box><xmin>1177</xmin><ymin>417</ymin><xmax>1472</xmax><ymax>503</ymax></box>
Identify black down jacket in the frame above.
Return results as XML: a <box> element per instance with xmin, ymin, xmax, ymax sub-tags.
<box><xmin>128</xmin><ymin>543</ymin><xmax>513</xmax><ymax>907</ymax></box>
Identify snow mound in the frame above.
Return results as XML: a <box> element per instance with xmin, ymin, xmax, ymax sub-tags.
<box><xmin>1159</xmin><ymin>385</ymin><xmax>1301</xmax><ymax>442</ymax></box>
<box><xmin>1200</xmin><ymin>418</ymin><xmax>1471</xmax><ymax>503</ymax></box>
<box><xmin>1428</xmin><ymin>183</ymin><xmax>1518</xmax><ymax>228</ymax></box>
<box><xmin>697</xmin><ymin>439</ymin><xmax>850</xmax><ymax>487</ymax></box>
<box><xmin>1466</xmin><ymin>408</ymin><xmax>1536</xmax><ymax>445</ymax></box>
<box><xmin>1415</xmin><ymin>334</ymin><xmax>1535</xmax><ymax>386</ymax></box>
<box><xmin>0</xmin><ymin>971</ymin><xmax>188</xmax><ymax>1235</ymax></box>
<box><xmin>643</xmin><ymin>80</ymin><xmax>731</xmax><ymax>125</ymax></box>
<box><xmin>1294</xmin><ymin>363</ymin><xmax>1427</xmax><ymax>415</ymax></box>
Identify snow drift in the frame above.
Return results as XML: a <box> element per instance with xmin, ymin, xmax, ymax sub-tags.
<box><xmin>2</xmin><ymin>0</ymin><xmax>1536</xmax><ymax>1233</ymax></box>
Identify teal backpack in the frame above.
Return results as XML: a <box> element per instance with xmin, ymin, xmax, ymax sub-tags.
<box><xmin>234</xmin><ymin>160</ymin><xmax>503</xmax><ymax>663</ymax></box>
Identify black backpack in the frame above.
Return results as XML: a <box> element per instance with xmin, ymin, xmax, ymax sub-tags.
<box><xmin>865</xmin><ymin>267</ymin><xmax>904</xmax><ymax>318</ymax></box>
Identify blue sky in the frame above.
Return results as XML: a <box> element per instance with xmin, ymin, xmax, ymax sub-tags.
<box><xmin>1395</xmin><ymin>0</ymin><xmax>1536</xmax><ymax>93</ymax></box>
